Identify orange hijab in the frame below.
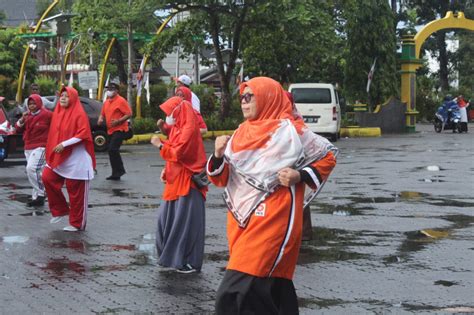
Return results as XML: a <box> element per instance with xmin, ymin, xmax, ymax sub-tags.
<box><xmin>45</xmin><ymin>86</ymin><xmax>96</xmax><ymax>169</ymax></box>
<box><xmin>159</xmin><ymin>96</ymin><xmax>206</xmax><ymax>182</ymax></box>
<box><xmin>233</xmin><ymin>77</ymin><xmax>302</xmax><ymax>153</ymax></box>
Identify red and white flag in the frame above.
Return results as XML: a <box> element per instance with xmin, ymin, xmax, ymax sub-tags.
<box><xmin>236</xmin><ymin>63</ymin><xmax>243</xmax><ymax>86</ymax></box>
<box><xmin>137</xmin><ymin>57</ymin><xmax>146</xmax><ymax>97</ymax></box>
<box><xmin>68</xmin><ymin>70</ymin><xmax>74</xmax><ymax>87</ymax></box>
<box><xmin>103</xmin><ymin>74</ymin><xmax>110</xmax><ymax>102</ymax></box>
<box><xmin>366</xmin><ymin>58</ymin><xmax>376</xmax><ymax>93</ymax></box>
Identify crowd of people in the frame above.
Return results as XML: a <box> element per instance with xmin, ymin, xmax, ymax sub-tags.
<box><xmin>11</xmin><ymin>74</ymin><xmax>338</xmax><ymax>313</ymax></box>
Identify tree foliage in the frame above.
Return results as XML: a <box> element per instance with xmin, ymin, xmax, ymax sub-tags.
<box><xmin>240</xmin><ymin>0</ymin><xmax>345</xmax><ymax>86</ymax></box>
<box><xmin>0</xmin><ymin>28</ymin><xmax>38</xmax><ymax>99</ymax></box>
<box><xmin>344</xmin><ymin>0</ymin><xmax>398</xmax><ymax>106</ymax></box>
<box><xmin>149</xmin><ymin>1</ymin><xmax>258</xmax><ymax>118</ymax></box>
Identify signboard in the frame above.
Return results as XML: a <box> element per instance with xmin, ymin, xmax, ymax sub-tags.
<box><xmin>78</xmin><ymin>71</ymin><xmax>98</xmax><ymax>90</ymax></box>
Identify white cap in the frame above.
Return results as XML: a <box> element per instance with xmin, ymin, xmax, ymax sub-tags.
<box><xmin>177</xmin><ymin>75</ymin><xmax>192</xmax><ymax>86</ymax></box>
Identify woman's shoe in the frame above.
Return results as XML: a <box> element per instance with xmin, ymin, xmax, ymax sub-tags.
<box><xmin>50</xmin><ymin>216</ymin><xmax>64</xmax><ymax>224</ymax></box>
<box><xmin>63</xmin><ymin>225</ymin><xmax>79</xmax><ymax>232</ymax></box>
<box><xmin>176</xmin><ymin>264</ymin><xmax>197</xmax><ymax>274</ymax></box>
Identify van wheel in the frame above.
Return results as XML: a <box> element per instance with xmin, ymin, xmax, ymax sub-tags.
<box><xmin>93</xmin><ymin>130</ymin><xmax>109</xmax><ymax>152</ymax></box>
<box><xmin>330</xmin><ymin>133</ymin><xmax>338</xmax><ymax>142</ymax></box>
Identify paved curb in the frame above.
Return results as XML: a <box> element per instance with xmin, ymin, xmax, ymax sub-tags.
<box><xmin>340</xmin><ymin>127</ymin><xmax>381</xmax><ymax>137</ymax></box>
<box><xmin>124</xmin><ymin>130</ymin><xmax>235</xmax><ymax>145</ymax></box>
<box><xmin>124</xmin><ymin>127</ymin><xmax>381</xmax><ymax>145</ymax></box>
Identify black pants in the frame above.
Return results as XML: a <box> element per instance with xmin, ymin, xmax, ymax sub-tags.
<box><xmin>215</xmin><ymin>270</ymin><xmax>299</xmax><ymax>315</ymax></box>
<box><xmin>108</xmin><ymin>131</ymin><xmax>126</xmax><ymax>176</ymax></box>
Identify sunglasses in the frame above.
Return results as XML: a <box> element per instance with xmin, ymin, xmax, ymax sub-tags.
<box><xmin>240</xmin><ymin>93</ymin><xmax>254</xmax><ymax>103</ymax></box>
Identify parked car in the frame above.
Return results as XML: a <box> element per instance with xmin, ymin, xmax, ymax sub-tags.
<box><xmin>288</xmin><ymin>83</ymin><xmax>342</xmax><ymax>142</ymax></box>
<box><xmin>1</xmin><ymin>96</ymin><xmax>108</xmax><ymax>165</ymax></box>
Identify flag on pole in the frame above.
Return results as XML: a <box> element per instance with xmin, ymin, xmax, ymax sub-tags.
<box><xmin>366</xmin><ymin>58</ymin><xmax>377</xmax><ymax>93</ymax></box>
<box><xmin>22</xmin><ymin>72</ymin><xmax>27</xmax><ymax>89</ymax></box>
<box><xmin>103</xmin><ymin>74</ymin><xmax>110</xmax><ymax>102</ymax></box>
<box><xmin>136</xmin><ymin>57</ymin><xmax>146</xmax><ymax>97</ymax></box>
<box><xmin>236</xmin><ymin>63</ymin><xmax>244</xmax><ymax>86</ymax></box>
<box><xmin>144</xmin><ymin>72</ymin><xmax>150</xmax><ymax>104</ymax></box>
<box><xmin>68</xmin><ymin>70</ymin><xmax>74</xmax><ymax>87</ymax></box>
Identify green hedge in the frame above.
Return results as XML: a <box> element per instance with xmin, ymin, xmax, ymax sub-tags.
<box><xmin>132</xmin><ymin>117</ymin><xmax>157</xmax><ymax>134</ymax></box>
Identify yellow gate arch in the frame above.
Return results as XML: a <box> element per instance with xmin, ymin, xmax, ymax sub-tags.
<box><xmin>400</xmin><ymin>11</ymin><xmax>474</xmax><ymax>132</ymax></box>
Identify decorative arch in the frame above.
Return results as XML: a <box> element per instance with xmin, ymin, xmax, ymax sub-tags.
<box><xmin>400</xmin><ymin>11</ymin><xmax>474</xmax><ymax>132</ymax></box>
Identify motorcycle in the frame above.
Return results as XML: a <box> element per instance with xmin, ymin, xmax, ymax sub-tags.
<box><xmin>434</xmin><ymin>100</ymin><xmax>462</xmax><ymax>133</ymax></box>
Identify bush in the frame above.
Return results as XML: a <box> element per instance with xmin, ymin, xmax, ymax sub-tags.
<box><xmin>34</xmin><ymin>75</ymin><xmax>57</xmax><ymax>96</ymax></box>
<box><xmin>0</xmin><ymin>75</ymin><xmax>15</xmax><ymax>100</ymax></box>
<box><xmin>132</xmin><ymin>117</ymin><xmax>157</xmax><ymax>134</ymax></box>
<box><xmin>191</xmin><ymin>84</ymin><xmax>218</xmax><ymax>116</ymax></box>
<box><xmin>205</xmin><ymin>113</ymin><xmax>241</xmax><ymax>131</ymax></box>
<box><xmin>141</xmin><ymin>83</ymin><xmax>168</xmax><ymax>119</ymax></box>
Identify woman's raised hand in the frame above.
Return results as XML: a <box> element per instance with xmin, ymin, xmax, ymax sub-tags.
<box><xmin>214</xmin><ymin>135</ymin><xmax>231</xmax><ymax>158</ymax></box>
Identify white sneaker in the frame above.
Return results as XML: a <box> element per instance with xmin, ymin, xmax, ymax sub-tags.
<box><xmin>63</xmin><ymin>225</ymin><xmax>79</xmax><ymax>232</ymax></box>
<box><xmin>50</xmin><ymin>216</ymin><xmax>64</xmax><ymax>224</ymax></box>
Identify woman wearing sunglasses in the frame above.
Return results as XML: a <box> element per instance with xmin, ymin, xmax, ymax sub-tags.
<box><xmin>207</xmin><ymin>77</ymin><xmax>338</xmax><ymax>314</ymax></box>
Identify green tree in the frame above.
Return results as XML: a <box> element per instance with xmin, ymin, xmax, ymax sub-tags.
<box><xmin>0</xmin><ymin>10</ymin><xmax>6</xmax><ymax>25</ymax></box>
<box><xmin>241</xmin><ymin>0</ymin><xmax>344</xmax><ymax>86</ymax></box>
<box><xmin>72</xmin><ymin>0</ymin><xmax>159</xmax><ymax>103</ymax></box>
<box><xmin>149</xmin><ymin>1</ymin><xmax>258</xmax><ymax>119</ymax></box>
<box><xmin>402</xmin><ymin>0</ymin><xmax>472</xmax><ymax>92</ymax></box>
<box><xmin>452</xmin><ymin>5</ymin><xmax>474</xmax><ymax>96</ymax></box>
<box><xmin>0</xmin><ymin>28</ymin><xmax>38</xmax><ymax>99</ymax></box>
<box><xmin>344</xmin><ymin>0</ymin><xmax>398</xmax><ymax>107</ymax></box>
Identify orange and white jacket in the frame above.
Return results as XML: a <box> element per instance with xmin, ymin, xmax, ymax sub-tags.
<box><xmin>207</xmin><ymin>127</ymin><xmax>337</xmax><ymax>280</ymax></box>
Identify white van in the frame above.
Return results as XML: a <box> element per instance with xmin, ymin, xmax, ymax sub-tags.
<box><xmin>288</xmin><ymin>83</ymin><xmax>341</xmax><ymax>141</ymax></box>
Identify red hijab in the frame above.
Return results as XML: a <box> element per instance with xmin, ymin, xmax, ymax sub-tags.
<box><xmin>27</xmin><ymin>94</ymin><xmax>44</xmax><ymax>111</ymax></box>
<box><xmin>45</xmin><ymin>86</ymin><xmax>96</xmax><ymax>169</ymax></box>
<box><xmin>159</xmin><ymin>96</ymin><xmax>206</xmax><ymax>181</ymax></box>
<box><xmin>233</xmin><ymin>77</ymin><xmax>303</xmax><ymax>153</ymax></box>
<box><xmin>176</xmin><ymin>86</ymin><xmax>192</xmax><ymax>103</ymax></box>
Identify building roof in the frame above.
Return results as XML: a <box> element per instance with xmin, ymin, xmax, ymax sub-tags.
<box><xmin>1</xmin><ymin>0</ymin><xmax>37</xmax><ymax>27</ymax></box>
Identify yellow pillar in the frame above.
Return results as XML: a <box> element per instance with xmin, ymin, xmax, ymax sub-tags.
<box><xmin>135</xmin><ymin>13</ymin><xmax>176</xmax><ymax>118</ymax></box>
<box><xmin>97</xmin><ymin>37</ymin><xmax>117</xmax><ymax>101</ymax></box>
<box><xmin>16</xmin><ymin>0</ymin><xmax>59</xmax><ymax>103</ymax></box>
<box><xmin>400</xmin><ymin>35</ymin><xmax>421</xmax><ymax>133</ymax></box>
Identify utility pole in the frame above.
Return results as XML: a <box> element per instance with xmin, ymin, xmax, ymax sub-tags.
<box><xmin>127</xmin><ymin>0</ymin><xmax>134</xmax><ymax>104</ymax></box>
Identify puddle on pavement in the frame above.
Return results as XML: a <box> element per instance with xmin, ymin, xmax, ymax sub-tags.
<box><xmin>93</xmin><ymin>188</ymin><xmax>157</xmax><ymax>200</ymax></box>
<box><xmin>0</xmin><ymin>183</ymin><xmax>29</xmax><ymax>190</ymax></box>
<box><xmin>434</xmin><ymin>280</ymin><xmax>458</xmax><ymax>287</ymax></box>
<box><xmin>8</xmin><ymin>193</ymin><xmax>31</xmax><ymax>203</ymax></box>
<box><xmin>298</xmin><ymin>297</ymin><xmax>344</xmax><ymax>309</ymax></box>
<box><xmin>331</xmin><ymin>192</ymin><xmax>474</xmax><ymax>208</ymax></box>
<box><xmin>1</xmin><ymin>235</ymin><xmax>29</xmax><ymax>244</ymax></box>
<box><xmin>413</xmin><ymin>166</ymin><xmax>446</xmax><ymax>172</ymax></box>
<box><xmin>130</xmin><ymin>234</ymin><xmax>158</xmax><ymax>266</ymax></box>
<box><xmin>298</xmin><ymin>227</ymin><xmax>370</xmax><ymax>264</ymax></box>
<box><xmin>88</xmin><ymin>202</ymin><xmax>159</xmax><ymax>209</ymax></box>
<box><xmin>311</xmin><ymin>202</ymin><xmax>373</xmax><ymax>216</ymax></box>
<box><xmin>388</xmin><ymin>214</ymin><xmax>474</xmax><ymax>263</ymax></box>
<box><xmin>28</xmin><ymin>257</ymin><xmax>86</xmax><ymax>278</ymax></box>
<box><xmin>7</xmin><ymin>210</ymin><xmax>48</xmax><ymax>216</ymax></box>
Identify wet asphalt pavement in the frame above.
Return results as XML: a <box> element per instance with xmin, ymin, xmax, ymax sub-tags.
<box><xmin>1</xmin><ymin>123</ymin><xmax>473</xmax><ymax>314</ymax></box>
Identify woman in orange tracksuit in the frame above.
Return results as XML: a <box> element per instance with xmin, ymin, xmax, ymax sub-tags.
<box><xmin>207</xmin><ymin>77</ymin><xmax>337</xmax><ymax>314</ymax></box>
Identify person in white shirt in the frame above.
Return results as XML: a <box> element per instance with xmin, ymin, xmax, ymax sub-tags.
<box><xmin>42</xmin><ymin>86</ymin><xmax>96</xmax><ymax>232</ymax></box>
<box><xmin>176</xmin><ymin>75</ymin><xmax>201</xmax><ymax>113</ymax></box>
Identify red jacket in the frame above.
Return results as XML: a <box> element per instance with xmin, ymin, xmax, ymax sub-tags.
<box><xmin>15</xmin><ymin>94</ymin><xmax>52</xmax><ymax>150</ymax></box>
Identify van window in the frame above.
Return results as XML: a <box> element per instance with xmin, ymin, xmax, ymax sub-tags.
<box><xmin>292</xmin><ymin>88</ymin><xmax>332</xmax><ymax>104</ymax></box>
